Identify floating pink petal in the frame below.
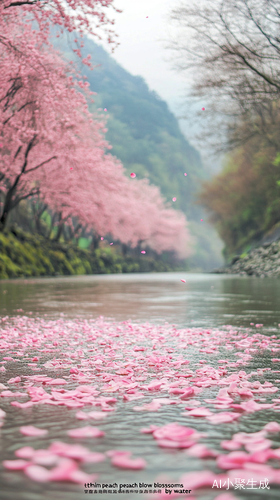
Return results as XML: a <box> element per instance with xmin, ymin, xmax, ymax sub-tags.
<box><xmin>180</xmin><ymin>388</ymin><xmax>195</xmax><ymax>399</ymax></box>
<box><xmin>141</xmin><ymin>250</ymin><xmax>146</xmax><ymax>254</ymax></box>
<box><xmin>8</xmin><ymin>376</ymin><xmax>21</xmax><ymax>384</ymax></box>
<box><xmin>216</xmin><ymin>451</ymin><xmax>251</xmax><ymax>469</ymax></box>
<box><xmin>130</xmin><ymin>172</ymin><xmax>136</xmax><ymax>178</ymax></box>
<box><xmin>184</xmin><ymin>407</ymin><xmax>213</xmax><ymax>417</ymax></box>
<box><xmin>172</xmin><ymin>197</ymin><xmax>176</xmax><ymax>202</ymax></box>
<box><xmin>157</xmin><ymin>438</ymin><xmax>196</xmax><ymax>449</ymax></box>
<box><xmin>202</xmin><ymin>107</ymin><xmax>205</xmax><ymax>110</ymax></box>
<box><xmin>25</xmin><ymin>464</ymin><xmax>51</xmax><ymax>482</ymax></box>
<box><xmin>111</xmin><ymin>455</ymin><xmax>146</xmax><ymax>470</ymax></box>
<box><xmin>67</xmin><ymin>426</ymin><xmax>104</xmax><ymax>438</ymax></box>
<box><xmin>264</xmin><ymin>421</ymin><xmax>280</xmax><ymax>432</ymax></box>
<box><xmin>153</xmin><ymin>423</ymin><xmax>200</xmax><ymax>443</ymax></box>
<box><xmin>20</xmin><ymin>425</ymin><xmax>48</xmax><ymax>437</ymax></box>
<box><xmin>186</xmin><ymin>444</ymin><xmax>218</xmax><ymax>458</ymax></box>
<box><xmin>181</xmin><ymin>279</ymin><xmax>186</xmax><ymax>283</ymax></box>
<box><xmin>48</xmin><ymin>458</ymin><xmax>78</xmax><ymax>481</ymax></box>
<box><xmin>75</xmin><ymin>411</ymin><xmax>89</xmax><ymax>420</ymax></box>
<box><xmin>15</xmin><ymin>446</ymin><xmax>35</xmax><ymax>459</ymax></box>
<box><xmin>140</xmin><ymin>425</ymin><xmax>159</xmax><ymax>434</ymax></box>
<box><xmin>32</xmin><ymin>450</ymin><xmax>59</xmax><ymax>466</ymax></box>
<box><xmin>206</xmin><ymin>412</ymin><xmax>240</xmax><ymax>424</ymax></box>
<box><xmin>68</xmin><ymin>469</ymin><xmax>98</xmax><ymax>484</ymax></box>
<box><xmin>3</xmin><ymin>459</ymin><xmax>31</xmax><ymax>470</ymax></box>
<box><xmin>221</xmin><ymin>440</ymin><xmax>241</xmax><ymax>451</ymax></box>
<box><xmin>11</xmin><ymin>401</ymin><xmax>36</xmax><ymax>409</ymax></box>
<box><xmin>236</xmin><ymin>400</ymin><xmax>275</xmax><ymax>412</ymax></box>
<box><xmin>100</xmin><ymin>237</ymin><xmax>104</xmax><ymax>240</ymax></box>
<box><xmin>104</xmin><ymin>108</ymin><xmax>107</xmax><ymax>111</ymax></box>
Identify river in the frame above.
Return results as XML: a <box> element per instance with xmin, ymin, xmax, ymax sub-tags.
<box><xmin>0</xmin><ymin>273</ymin><xmax>280</xmax><ymax>500</ymax></box>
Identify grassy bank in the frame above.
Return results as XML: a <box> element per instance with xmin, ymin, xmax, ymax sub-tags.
<box><xmin>0</xmin><ymin>229</ymin><xmax>184</xmax><ymax>279</ymax></box>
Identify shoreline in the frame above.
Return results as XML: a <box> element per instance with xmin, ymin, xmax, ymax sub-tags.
<box><xmin>212</xmin><ymin>240</ymin><xmax>280</xmax><ymax>278</ymax></box>
<box><xmin>0</xmin><ymin>229</ymin><xmax>184</xmax><ymax>279</ymax></box>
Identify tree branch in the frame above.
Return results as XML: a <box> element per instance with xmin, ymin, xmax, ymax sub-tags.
<box><xmin>24</xmin><ymin>155</ymin><xmax>57</xmax><ymax>174</ymax></box>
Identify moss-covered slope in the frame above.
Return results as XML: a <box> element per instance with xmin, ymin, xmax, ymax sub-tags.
<box><xmin>0</xmin><ymin>230</ymin><xmax>182</xmax><ymax>279</ymax></box>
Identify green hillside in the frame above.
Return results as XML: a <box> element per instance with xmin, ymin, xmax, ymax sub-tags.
<box><xmin>53</xmin><ymin>35</ymin><xmax>223</xmax><ymax>269</ymax></box>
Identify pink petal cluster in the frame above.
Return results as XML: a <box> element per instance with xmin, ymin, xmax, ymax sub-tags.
<box><xmin>151</xmin><ymin>423</ymin><xmax>202</xmax><ymax>448</ymax></box>
<box><xmin>1</xmin><ymin>315</ymin><xmax>280</xmax><ymax>489</ymax></box>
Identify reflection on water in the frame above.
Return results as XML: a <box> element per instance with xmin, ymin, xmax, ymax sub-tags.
<box><xmin>0</xmin><ymin>273</ymin><xmax>280</xmax><ymax>328</ymax></box>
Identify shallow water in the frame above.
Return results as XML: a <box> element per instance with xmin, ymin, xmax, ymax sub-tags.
<box><xmin>0</xmin><ymin>273</ymin><xmax>280</xmax><ymax>500</ymax></box>
<box><xmin>1</xmin><ymin>272</ymin><xmax>280</xmax><ymax>328</ymax></box>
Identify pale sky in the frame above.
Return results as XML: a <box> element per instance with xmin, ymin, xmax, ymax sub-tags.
<box><xmin>98</xmin><ymin>0</ymin><xmax>196</xmax><ymax>134</ymax></box>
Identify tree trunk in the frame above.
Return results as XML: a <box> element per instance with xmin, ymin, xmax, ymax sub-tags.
<box><xmin>0</xmin><ymin>210</ymin><xmax>8</xmax><ymax>231</ymax></box>
<box><xmin>54</xmin><ymin>221</ymin><xmax>64</xmax><ymax>242</ymax></box>
<box><xmin>122</xmin><ymin>243</ymin><xmax>128</xmax><ymax>257</ymax></box>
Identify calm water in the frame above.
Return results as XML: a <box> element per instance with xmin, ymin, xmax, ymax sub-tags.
<box><xmin>0</xmin><ymin>273</ymin><xmax>280</xmax><ymax>500</ymax></box>
<box><xmin>1</xmin><ymin>272</ymin><xmax>280</xmax><ymax>328</ymax></box>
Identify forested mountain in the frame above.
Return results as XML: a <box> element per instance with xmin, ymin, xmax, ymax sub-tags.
<box><xmin>54</xmin><ymin>35</ymin><xmax>223</xmax><ymax>269</ymax></box>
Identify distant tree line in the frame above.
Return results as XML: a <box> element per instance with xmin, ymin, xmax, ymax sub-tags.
<box><xmin>168</xmin><ymin>0</ymin><xmax>280</xmax><ymax>257</ymax></box>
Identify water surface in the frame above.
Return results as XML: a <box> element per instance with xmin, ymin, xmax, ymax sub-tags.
<box><xmin>0</xmin><ymin>273</ymin><xmax>280</xmax><ymax>500</ymax></box>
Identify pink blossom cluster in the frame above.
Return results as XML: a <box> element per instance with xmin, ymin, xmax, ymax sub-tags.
<box><xmin>0</xmin><ymin>17</ymin><xmax>190</xmax><ymax>257</ymax></box>
<box><xmin>0</xmin><ymin>315</ymin><xmax>280</xmax><ymax>494</ymax></box>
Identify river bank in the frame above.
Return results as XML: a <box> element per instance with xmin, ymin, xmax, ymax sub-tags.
<box><xmin>0</xmin><ymin>229</ymin><xmax>181</xmax><ymax>279</ymax></box>
<box><xmin>213</xmin><ymin>240</ymin><xmax>280</xmax><ymax>277</ymax></box>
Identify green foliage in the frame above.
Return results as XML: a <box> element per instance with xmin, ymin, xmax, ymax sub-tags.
<box><xmin>273</xmin><ymin>153</ymin><xmax>280</xmax><ymax>167</ymax></box>
<box><xmin>0</xmin><ymin>229</ymin><xmax>185</xmax><ymax>279</ymax></box>
<box><xmin>198</xmin><ymin>136</ymin><xmax>280</xmax><ymax>259</ymax></box>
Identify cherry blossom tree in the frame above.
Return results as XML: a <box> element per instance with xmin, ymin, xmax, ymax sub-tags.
<box><xmin>0</xmin><ymin>1</ymin><xmax>192</xmax><ymax>260</ymax></box>
<box><xmin>0</xmin><ymin>0</ymin><xmax>121</xmax><ymax>55</ymax></box>
<box><xmin>0</xmin><ymin>21</ymin><xmax>106</xmax><ymax>228</ymax></box>
<box><xmin>0</xmin><ymin>22</ymin><xmax>191</xmax><ymax>258</ymax></box>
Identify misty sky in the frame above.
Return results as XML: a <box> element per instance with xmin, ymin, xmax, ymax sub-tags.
<box><xmin>97</xmin><ymin>1</ymin><xmax>198</xmax><ymax>134</ymax></box>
